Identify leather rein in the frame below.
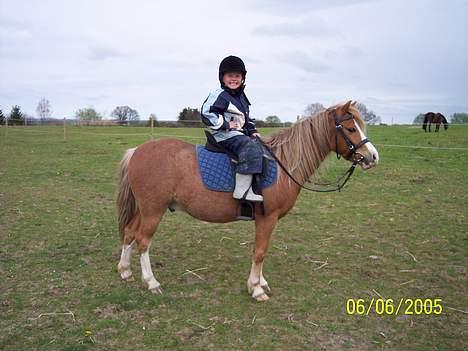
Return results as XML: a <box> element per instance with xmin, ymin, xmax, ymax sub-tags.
<box><xmin>257</xmin><ymin>110</ymin><xmax>370</xmax><ymax>193</ymax></box>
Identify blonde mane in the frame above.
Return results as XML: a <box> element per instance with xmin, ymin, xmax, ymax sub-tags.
<box><xmin>264</xmin><ymin>105</ymin><xmax>365</xmax><ymax>185</ymax></box>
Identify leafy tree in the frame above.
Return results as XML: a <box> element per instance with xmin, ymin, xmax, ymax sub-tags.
<box><xmin>111</xmin><ymin>105</ymin><xmax>139</xmax><ymax>124</ymax></box>
<box><xmin>354</xmin><ymin>102</ymin><xmax>381</xmax><ymax>125</ymax></box>
<box><xmin>265</xmin><ymin>115</ymin><xmax>281</xmax><ymax>124</ymax></box>
<box><xmin>178</xmin><ymin>107</ymin><xmax>201</xmax><ymax>121</ymax></box>
<box><xmin>9</xmin><ymin>105</ymin><xmax>24</xmax><ymax>125</ymax></box>
<box><xmin>450</xmin><ymin>112</ymin><xmax>468</xmax><ymax>124</ymax></box>
<box><xmin>178</xmin><ymin>107</ymin><xmax>202</xmax><ymax>127</ymax></box>
<box><xmin>413</xmin><ymin>113</ymin><xmax>425</xmax><ymax>125</ymax></box>
<box><xmin>254</xmin><ymin>118</ymin><xmax>266</xmax><ymax>128</ymax></box>
<box><xmin>75</xmin><ymin>107</ymin><xmax>102</xmax><ymax>120</ymax></box>
<box><xmin>0</xmin><ymin>109</ymin><xmax>4</xmax><ymax>125</ymax></box>
<box><xmin>304</xmin><ymin>103</ymin><xmax>325</xmax><ymax>117</ymax></box>
<box><xmin>36</xmin><ymin>98</ymin><xmax>52</xmax><ymax>119</ymax></box>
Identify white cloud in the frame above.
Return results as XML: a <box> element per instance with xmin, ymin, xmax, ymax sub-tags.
<box><xmin>0</xmin><ymin>0</ymin><xmax>467</xmax><ymax>123</ymax></box>
<box><xmin>253</xmin><ymin>17</ymin><xmax>339</xmax><ymax>38</ymax></box>
<box><xmin>250</xmin><ymin>0</ymin><xmax>381</xmax><ymax>14</ymax></box>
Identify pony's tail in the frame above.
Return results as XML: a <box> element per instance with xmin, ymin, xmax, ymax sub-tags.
<box><xmin>442</xmin><ymin>115</ymin><xmax>449</xmax><ymax>130</ymax></box>
<box><xmin>117</xmin><ymin>148</ymin><xmax>138</xmax><ymax>242</ymax></box>
<box><xmin>422</xmin><ymin>114</ymin><xmax>428</xmax><ymax>131</ymax></box>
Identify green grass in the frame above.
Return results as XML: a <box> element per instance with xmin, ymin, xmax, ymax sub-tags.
<box><xmin>0</xmin><ymin>125</ymin><xmax>467</xmax><ymax>350</ymax></box>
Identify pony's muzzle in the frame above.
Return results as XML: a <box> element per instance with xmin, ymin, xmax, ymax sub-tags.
<box><xmin>356</xmin><ymin>143</ymin><xmax>379</xmax><ymax>170</ymax></box>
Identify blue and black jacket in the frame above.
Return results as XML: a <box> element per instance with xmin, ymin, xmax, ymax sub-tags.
<box><xmin>201</xmin><ymin>87</ymin><xmax>258</xmax><ymax>142</ymax></box>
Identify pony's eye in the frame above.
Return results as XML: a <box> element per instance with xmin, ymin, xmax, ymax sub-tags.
<box><xmin>347</xmin><ymin>127</ymin><xmax>357</xmax><ymax>133</ymax></box>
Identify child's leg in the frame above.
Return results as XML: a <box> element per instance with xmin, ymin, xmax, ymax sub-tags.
<box><xmin>219</xmin><ymin>136</ymin><xmax>264</xmax><ymax>201</ymax></box>
<box><xmin>219</xmin><ymin>136</ymin><xmax>263</xmax><ymax>174</ymax></box>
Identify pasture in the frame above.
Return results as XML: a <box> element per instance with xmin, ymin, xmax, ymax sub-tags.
<box><xmin>0</xmin><ymin>125</ymin><xmax>466</xmax><ymax>350</ymax></box>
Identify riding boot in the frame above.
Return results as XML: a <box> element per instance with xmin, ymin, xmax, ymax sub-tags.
<box><xmin>233</xmin><ymin>173</ymin><xmax>263</xmax><ymax>202</ymax></box>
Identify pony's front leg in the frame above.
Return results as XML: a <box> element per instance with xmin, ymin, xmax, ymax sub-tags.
<box><xmin>248</xmin><ymin>214</ymin><xmax>278</xmax><ymax>302</ymax></box>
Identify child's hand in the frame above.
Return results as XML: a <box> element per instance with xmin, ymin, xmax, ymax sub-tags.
<box><xmin>229</xmin><ymin>121</ymin><xmax>241</xmax><ymax>130</ymax></box>
<box><xmin>251</xmin><ymin>132</ymin><xmax>261</xmax><ymax>138</ymax></box>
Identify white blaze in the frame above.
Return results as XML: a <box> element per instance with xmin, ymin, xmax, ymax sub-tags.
<box><xmin>353</xmin><ymin>120</ymin><xmax>379</xmax><ymax>163</ymax></box>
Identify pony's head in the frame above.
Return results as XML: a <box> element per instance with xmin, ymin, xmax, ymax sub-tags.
<box><xmin>328</xmin><ymin>101</ymin><xmax>379</xmax><ymax>170</ymax></box>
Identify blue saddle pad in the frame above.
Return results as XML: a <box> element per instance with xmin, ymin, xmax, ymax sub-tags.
<box><xmin>196</xmin><ymin>145</ymin><xmax>277</xmax><ymax>192</ymax></box>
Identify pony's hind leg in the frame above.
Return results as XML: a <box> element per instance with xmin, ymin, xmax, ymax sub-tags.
<box><xmin>118</xmin><ymin>240</ymin><xmax>135</xmax><ymax>281</ymax></box>
<box><xmin>136</xmin><ymin>212</ymin><xmax>165</xmax><ymax>294</ymax></box>
<box><xmin>117</xmin><ymin>214</ymin><xmax>140</xmax><ymax>281</ymax></box>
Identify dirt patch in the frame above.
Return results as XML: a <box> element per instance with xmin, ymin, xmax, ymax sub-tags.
<box><xmin>94</xmin><ymin>304</ymin><xmax>123</xmax><ymax>318</ymax></box>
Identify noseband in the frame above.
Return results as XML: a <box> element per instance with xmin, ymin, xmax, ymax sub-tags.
<box><xmin>333</xmin><ymin>109</ymin><xmax>370</xmax><ymax>162</ymax></box>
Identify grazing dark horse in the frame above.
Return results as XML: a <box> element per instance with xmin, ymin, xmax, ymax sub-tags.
<box><xmin>116</xmin><ymin>101</ymin><xmax>379</xmax><ymax>301</ymax></box>
<box><xmin>422</xmin><ymin>112</ymin><xmax>448</xmax><ymax>132</ymax></box>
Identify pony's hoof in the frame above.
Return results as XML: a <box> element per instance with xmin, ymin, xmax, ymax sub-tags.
<box><xmin>261</xmin><ymin>284</ymin><xmax>271</xmax><ymax>294</ymax></box>
<box><xmin>254</xmin><ymin>293</ymin><xmax>269</xmax><ymax>302</ymax></box>
<box><xmin>120</xmin><ymin>270</ymin><xmax>134</xmax><ymax>282</ymax></box>
<box><xmin>252</xmin><ymin>285</ymin><xmax>269</xmax><ymax>301</ymax></box>
<box><xmin>123</xmin><ymin>275</ymin><xmax>135</xmax><ymax>282</ymax></box>
<box><xmin>150</xmin><ymin>286</ymin><xmax>163</xmax><ymax>294</ymax></box>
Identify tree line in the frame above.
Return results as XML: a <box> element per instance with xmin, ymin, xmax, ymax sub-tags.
<box><xmin>1</xmin><ymin>98</ymin><xmax>467</xmax><ymax>126</ymax></box>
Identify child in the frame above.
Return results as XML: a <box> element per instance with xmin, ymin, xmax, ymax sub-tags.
<box><xmin>201</xmin><ymin>56</ymin><xmax>264</xmax><ymax>202</ymax></box>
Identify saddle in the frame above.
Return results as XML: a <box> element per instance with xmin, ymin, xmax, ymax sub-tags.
<box><xmin>199</xmin><ymin>131</ymin><xmax>277</xmax><ymax>220</ymax></box>
<box><xmin>204</xmin><ymin>131</ymin><xmax>238</xmax><ymax>160</ymax></box>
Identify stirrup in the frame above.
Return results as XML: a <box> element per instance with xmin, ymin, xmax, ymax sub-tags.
<box><xmin>237</xmin><ymin>200</ymin><xmax>255</xmax><ymax>221</ymax></box>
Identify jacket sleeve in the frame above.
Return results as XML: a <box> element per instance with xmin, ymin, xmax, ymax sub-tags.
<box><xmin>244</xmin><ymin>116</ymin><xmax>258</xmax><ymax>136</ymax></box>
<box><xmin>201</xmin><ymin>89</ymin><xmax>229</xmax><ymax>130</ymax></box>
<box><xmin>241</xmin><ymin>93</ymin><xmax>257</xmax><ymax>136</ymax></box>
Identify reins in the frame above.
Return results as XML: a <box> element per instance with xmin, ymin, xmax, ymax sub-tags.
<box><xmin>256</xmin><ymin>110</ymin><xmax>369</xmax><ymax>193</ymax></box>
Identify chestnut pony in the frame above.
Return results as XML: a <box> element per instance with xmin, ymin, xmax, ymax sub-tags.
<box><xmin>116</xmin><ymin>101</ymin><xmax>379</xmax><ymax>301</ymax></box>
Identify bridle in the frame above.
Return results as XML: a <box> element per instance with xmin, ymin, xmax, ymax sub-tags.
<box><xmin>257</xmin><ymin>109</ymin><xmax>371</xmax><ymax>193</ymax></box>
<box><xmin>332</xmin><ymin>109</ymin><xmax>370</xmax><ymax>162</ymax></box>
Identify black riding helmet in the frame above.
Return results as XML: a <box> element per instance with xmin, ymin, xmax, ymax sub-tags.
<box><xmin>218</xmin><ymin>56</ymin><xmax>247</xmax><ymax>89</ymax></box>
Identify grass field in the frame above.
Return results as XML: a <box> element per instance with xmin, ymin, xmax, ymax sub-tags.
<box><xmin>0</xmin><ymin>125</ymin><xmax>467</xmax><ymax>350</ymax></box>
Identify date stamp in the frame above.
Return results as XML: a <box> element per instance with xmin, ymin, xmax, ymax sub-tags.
<box><xmin>346</xmin><ymin>298</ymin><xmax>442</xmax><ymax>316</ymax></box>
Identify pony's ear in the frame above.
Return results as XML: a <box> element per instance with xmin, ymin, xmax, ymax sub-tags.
<box><xmin>351</xmin><ymin>101</ymin><xmax>357</xmax><ymax>106</ymax></box>
<box><xmin>342</xmin><ymin>100</ymin><xmax>352</xmax><ymax>112</ymax></box>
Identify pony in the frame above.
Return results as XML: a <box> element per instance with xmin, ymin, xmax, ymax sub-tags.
<box><xmin>116</xmin><ymin>101</ymin><xmax>379</xmax><ymax>301</ymax></box>
<box><xmin>422</xmin><ymin>112</ymin><xmax>448</xmax><ymax>132</ymax></box>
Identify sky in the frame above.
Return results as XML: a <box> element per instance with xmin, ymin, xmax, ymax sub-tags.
<box><xmin>1</xmin><ymin>0</ymin><xmax>467</xmax><ymax>124</ymax></box>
